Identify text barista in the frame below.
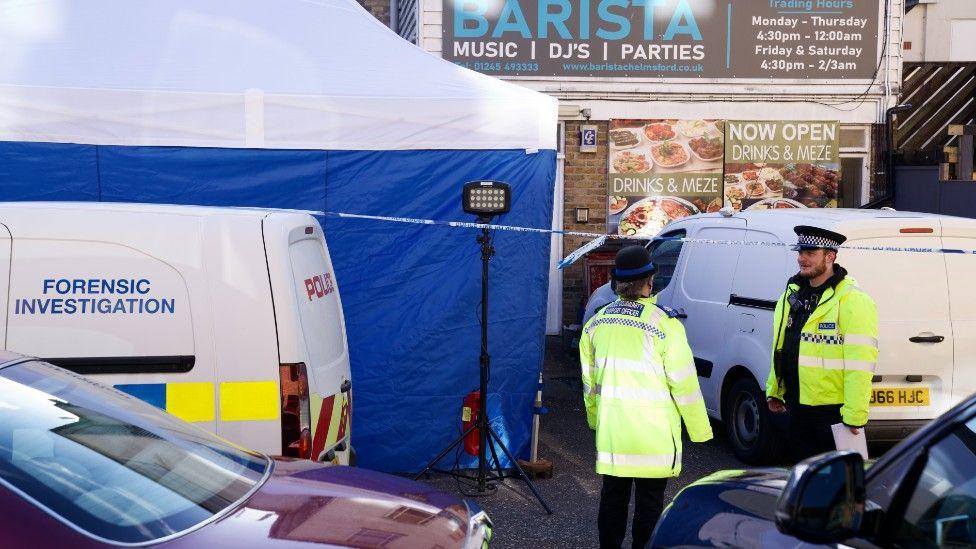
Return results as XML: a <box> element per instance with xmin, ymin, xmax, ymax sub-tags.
<box><xmin>452</xmin><ymin>0</ymin><xmax>706</xmax><ymax>61</ymax></box>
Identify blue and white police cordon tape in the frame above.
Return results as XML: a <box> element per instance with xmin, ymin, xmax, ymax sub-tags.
<box><xmin>306</xmin><ymin>210</ymin><xmax>976</xmax><ymax>268</ymax></box>
<box><xmin>313</xmin><ymin>210</ymin><xmax>616</xmax><ymax>238</ymax></box>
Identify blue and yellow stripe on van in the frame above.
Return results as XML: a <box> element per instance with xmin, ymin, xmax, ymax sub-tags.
<box><xmin>115</xmin><ymin>381</ymin><xmax>279</xmax><ymax>422</ymax></box>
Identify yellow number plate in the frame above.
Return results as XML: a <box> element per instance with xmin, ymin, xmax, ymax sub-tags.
<box><xmin>870</xmin><ymin>387</ymin><xmax>930</xmax><ymax>407</ymax></box>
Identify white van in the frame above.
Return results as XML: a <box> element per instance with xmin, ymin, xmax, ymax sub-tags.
<box><xmin>0</xmin><ymin>202</ymin><xmax>353</xmax><ymax>464</ymax></box>
<box><xmin>584</xmin><ymin>208</ymin><xmax>976</xmax><ymax>464</ymax></box>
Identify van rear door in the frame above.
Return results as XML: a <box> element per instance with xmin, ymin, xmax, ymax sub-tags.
<box><xmin>264</xmin><ymin>214</ymin><xmax>351</xmax><ymax>461</ymax></box>
<box><xmin>840</xmin><ymin>217</ymin><xmax>952</xmax><ymax>420</ymax></box>
<box><xmin>939</xmin><ymin>216</ymin><xmax>976</xmax><ymax>404</ymax></box>
<box><xmin>287</xmin><ymin>230</ymin><xmax>348</xmax><ymax>388</ymax></box>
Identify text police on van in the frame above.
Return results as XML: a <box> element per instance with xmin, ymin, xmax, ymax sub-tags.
<box><xmin>14</xmin><ymin>278</ymin><xmax>176</xmax><ymax>315</ymax></box>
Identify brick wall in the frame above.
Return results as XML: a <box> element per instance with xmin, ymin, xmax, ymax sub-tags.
<box><xmin>356</xmin><ymin>0</ymin><xmax>390</xmax><ymax>26</ymax></box>
<box><xmin>562</xmin><ymin>120</ymin><xmax>610</xmax><ymax>324</ymax></box>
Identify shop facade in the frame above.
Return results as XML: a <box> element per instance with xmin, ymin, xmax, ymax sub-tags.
<box><xmin>378</xmin><ymin>0</ymin><xmax>905</xmax><ymax>331</ymax></box>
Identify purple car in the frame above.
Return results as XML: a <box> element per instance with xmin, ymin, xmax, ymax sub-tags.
<box><xmin>0</xmin><ymin>352</ymin><xmax>492</xmax><ymax>547</ymax></box>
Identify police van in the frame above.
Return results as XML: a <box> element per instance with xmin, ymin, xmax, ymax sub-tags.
<box><xmin>584</xmin><ymin>208</ymin><xmax>976</xmax><ymax>464</ymax></box>
<box><xmin>0</xmin><ymin>202</ymin><xmax>353</xmax><ymax>464</ymax></box>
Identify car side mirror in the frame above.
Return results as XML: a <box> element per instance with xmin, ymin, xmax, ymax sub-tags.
<box><xmin>775</xmin><ymin>450</ymin><xmax>865</xmax><ymax>544</ymax></box>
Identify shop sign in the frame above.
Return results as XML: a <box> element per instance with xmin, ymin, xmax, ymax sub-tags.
<box><xmin>607</xmin><ymin>119</ymin><xmax>724</xmax><ymax>236</ymax></box>
<box><xmin>723</xmin><ymin>120</ymin><xmax>840</xmax><ymax>211</ymax></box>
<box><xmin>443</xmin><ymin>0</ymin><xmax>879</xmax><ymax>79</ymax></box>
<box><xmin>580</xmin><ymin>125</ymin><xmax>597</xmax><ymax>152</ymax></box>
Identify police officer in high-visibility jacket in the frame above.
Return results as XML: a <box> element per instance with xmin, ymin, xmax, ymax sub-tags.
<box><xmin>767</xmin><ymin>225</ymin><xmax>879</xmax><ymax>463</ymax></box>
<box><xmin>580</xmin><ymin>245</ymin><xmax>713</xmax><ymax>549</ymax></box>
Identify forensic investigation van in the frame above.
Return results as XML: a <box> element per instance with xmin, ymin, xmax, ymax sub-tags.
<box><xmin>0</xmin><ymin>202</ymin><xmax>353</xmax><ymax>464</ymax></box>
<box><xmin>584</xmin><ymin>208</ymin><xmax>976</xmax><ymax>464</ymax></box>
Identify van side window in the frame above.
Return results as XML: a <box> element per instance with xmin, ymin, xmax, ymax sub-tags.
<box><xmin>650</xmin><ymin>230</ymin><xmax>686</xmax><ymax>294</ymax></box>
<box><xmin>680</xmin><ymin>227</ymin><xmax>742</xmax><ymax>304</ymax></box>
<box><xmin>730</xmin><ymin>230</ymin><xmax>792</xmax><ymax>302</ymax></box>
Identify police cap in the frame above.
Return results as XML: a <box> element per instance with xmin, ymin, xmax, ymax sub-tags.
<box><xmin>791</xmin><ymin>225</ymin><xmax>847</xmax><ymax>251</ymax></box>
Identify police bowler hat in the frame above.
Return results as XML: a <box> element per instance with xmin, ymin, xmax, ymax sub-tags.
<box><xmin>613</xmin><ymin>245</ymin><xmax>656</xmax><ymax>282</ymax></box>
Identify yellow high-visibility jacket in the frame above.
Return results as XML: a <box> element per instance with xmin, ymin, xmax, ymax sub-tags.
<box><xmin>580</xmin><ymin>296</ymin><xmax>713</xmax><ymax>478</ymax></box>
<box><xmin>766</xmin><ymin>275</ymin><xmax>879</xmax><ymax>426</ymax></box>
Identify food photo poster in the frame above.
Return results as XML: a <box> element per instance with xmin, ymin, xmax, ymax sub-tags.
<box><xmin>723</xmin><ymin>120</ymin><xmax>841</xmax><ymax>212</ymax></box>
<box><xmin>606</xmin><ymin>118</ymin><xmax>842</xmax><ymax>237</ymax></box>
<box><xmin>608</xmin><ymin>119</ymin><xmax>724</xmax><ymax>237</ymax></box>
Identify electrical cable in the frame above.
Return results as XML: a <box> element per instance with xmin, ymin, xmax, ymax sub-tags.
<box><xmin>451</xmin><ymin>412</ymin><xmax>499</xmax><ymax>497</ymax></box>
<box><xmin>805</xmin><ymin>0</ymin><xmax>892</xmax><ymax>111</ymax></box>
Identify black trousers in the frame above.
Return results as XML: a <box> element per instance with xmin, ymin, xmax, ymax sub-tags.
<box><xmin>598</xmin><ymin>475</ymin><xmax>667</xmax><ymax>549</ymax></box>
<box><xmin>788</xmin><ymin>404</ymin><xmax>842</xmax><ymax>463</ymax></box>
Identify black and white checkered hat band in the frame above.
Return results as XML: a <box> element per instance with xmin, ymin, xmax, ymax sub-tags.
<box><xmin>794</xmin><ymin>234</ymin><xmax>840</xmax><ymax>249</ymax></box>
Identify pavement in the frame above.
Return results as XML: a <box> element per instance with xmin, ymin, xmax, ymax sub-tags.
<box><xmin>415</xmin><ymin>336</ymin><xmax>748</xmax><ymax>549</ymax></box>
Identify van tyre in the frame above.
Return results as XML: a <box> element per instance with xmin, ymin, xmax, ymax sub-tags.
<box><xmin>724</xmin><ymin>376</ymin><xmax>784</xmax><ymax>465</ymax></box>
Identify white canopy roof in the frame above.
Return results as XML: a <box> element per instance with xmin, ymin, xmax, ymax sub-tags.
<box><xmin>0</xmin><ymin>0</ymin><xmax>557</xmax><ymax>150</ymax></box>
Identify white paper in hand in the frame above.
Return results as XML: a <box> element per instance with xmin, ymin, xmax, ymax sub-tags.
<box><xmin>831</xmin><ymin>423</ymin><xmax>868</xmax><ymax>460</ymax></box>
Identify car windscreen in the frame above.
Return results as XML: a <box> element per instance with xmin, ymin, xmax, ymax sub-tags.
<box><xmin>0</xmin><ymin>360</ymin><xmax>270</xmax><ymax>544</ymax></box>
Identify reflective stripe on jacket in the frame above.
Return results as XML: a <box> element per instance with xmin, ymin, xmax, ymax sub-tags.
<box><xmin>579</xmin><ymin>296</ymin><xmax>713</xmax><ymax>478</ymax></box>
<box><xmin>766</xmin><ymin>275</ymin><xmax>879</xmax><ymax>426</ymax></box>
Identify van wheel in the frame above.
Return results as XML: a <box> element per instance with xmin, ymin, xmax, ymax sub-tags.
<box><xmin>724</xmin><ymin>377</ymin><xmax>783</xmax><ymax>465</ymax></box>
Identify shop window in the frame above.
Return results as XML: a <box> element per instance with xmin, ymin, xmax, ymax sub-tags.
<box><xmin>840</xmin><ymin>127</ymin><xmax>868</xmax><ymax>150</ymax></box>
<box><xmin>950</xmin><ymin>20</ymin><xmax>976</xmax><ymax>62</ymax></box>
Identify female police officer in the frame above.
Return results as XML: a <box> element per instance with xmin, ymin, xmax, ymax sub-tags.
<box><xmin>580</xmin><ymin>245</ymin><xmax>712</xmax><ymax>549</ymax></box>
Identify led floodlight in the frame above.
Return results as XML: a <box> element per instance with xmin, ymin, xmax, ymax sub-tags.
<box><xmin>416</xmin><ymin>178</ymin><xmax>551</xmax><ymax>515</ymax></box>
<box><xmin>463</xmin><ymin>181</ymin><xmax>511</xmax><ymax>217</ymax></box>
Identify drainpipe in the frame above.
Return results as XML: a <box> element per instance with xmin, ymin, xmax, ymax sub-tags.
<box><xmin>390</xmin><ymin>0</ymin><xmax>398</xmax><ymax>34</ymax></box>
<box><xmin>886</xmin><ymin>103</ymin><xmax>913</xmax><ymax>207</ymax></box>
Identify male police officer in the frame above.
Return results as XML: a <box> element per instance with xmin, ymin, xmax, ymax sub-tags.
<box><xmin>767</xmin><ymin>225</ymin><xmax>879</xmax><ymax>462</ymax></box>
<box><xmin>580</xmin><ymin>245</ymin><xmax>712</xmax><ymax>549</ymax></box>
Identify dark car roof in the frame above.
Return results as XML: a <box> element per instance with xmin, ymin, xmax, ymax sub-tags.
<box><xmin>652</xmin><ymin>392</ymin><xmax>976</xmax><ymax>547</ymax></box>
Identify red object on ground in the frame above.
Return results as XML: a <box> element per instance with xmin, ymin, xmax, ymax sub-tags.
<box><xmin>462</xmin><ymin>390</ymin><xmax>480</xmax><ymax>456</ymax></box>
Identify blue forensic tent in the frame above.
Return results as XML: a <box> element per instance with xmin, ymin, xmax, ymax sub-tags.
<box><xmin>0</xmin><ymin>0</ymin><xmax>558</xmax><ymax>472</ymax></box>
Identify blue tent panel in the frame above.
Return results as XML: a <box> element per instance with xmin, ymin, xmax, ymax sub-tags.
<box><xmin>0</xmin><ymin>142</ymin><xmax>99</xmax><ymax>201</ymax></box>
<box><xmin>98</xmin><ymin>146</ymin><xmax>327</xmax><ymax>209</ymax></box>
<box><xmin>323</xmin><ymin>149</ymin><xmax>555</xmax><ymax>471</ymax></box>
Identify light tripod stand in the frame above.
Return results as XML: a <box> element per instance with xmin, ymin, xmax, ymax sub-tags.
<box><xmin>413</xmin><ymin>181</ymin><xmax>551</xmax><ymax>514</ymax></box>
